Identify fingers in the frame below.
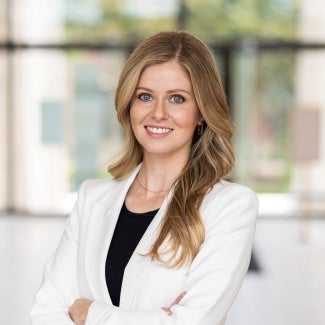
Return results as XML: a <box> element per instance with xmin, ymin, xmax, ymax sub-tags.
<box><xmin>161</xmin><ymin>307</ymin><xmax>172</xmax><ymax>316</ymax></box>
<box><xmin>68</xmin><ymin>299</ymin><xmax>92</xmax><ymax>325</ymax></box>
<box><xmin>162</xmin><ymin>291</ymin><xmax>187</xmax><ymax>316</ymax></box>
<box><xmin>169</xmin><ymin>291</ymin><xmax>187</xmax><ymax>308</ymax></box>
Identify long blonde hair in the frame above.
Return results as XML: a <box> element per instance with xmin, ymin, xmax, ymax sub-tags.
<box><xmin>109</xmin><ymin>31</ymin><xmax>235</xmax><ymax>268</ymax></box>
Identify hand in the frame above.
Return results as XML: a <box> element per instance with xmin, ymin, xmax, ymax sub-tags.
<box><xmin>162</xmin><ymin>291</ymin><xmax>187</xmax><ymax>316</ymax></box>
<box><xmin>68</xmin><ymin>298</ymin><xmax>92</xmax><ymax>325</ymax></box>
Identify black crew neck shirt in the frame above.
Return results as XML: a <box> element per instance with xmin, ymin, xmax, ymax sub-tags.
<box><xmin>105</xmin><ymin>202</ymin><xmax>158</xmax><ymax>306</ymax></box>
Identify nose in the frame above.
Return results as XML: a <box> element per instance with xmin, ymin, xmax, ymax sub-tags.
<box><xmin>151</xmin><ymin>99</ymin><xmax>168</xmax><ymax>119</ymax></box>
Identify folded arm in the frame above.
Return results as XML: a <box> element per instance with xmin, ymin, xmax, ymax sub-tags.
<box><xmin>30</xmin><ymin>181</ymin><xmax>88</xmax><ymax>325</ymax></box>
<box><xmin>31</xmin><ymin>183</ymin><xmax>258</xmax><ymax>325</ymax></box>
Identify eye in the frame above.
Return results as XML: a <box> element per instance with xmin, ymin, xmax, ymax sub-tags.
<box><xmin>138</xmin><ymin>93</ymin><xmax>152</xmax><ymax>102</ymax></box>
<box><xmin>170</xmin><ymin>94</ymin><xmax>185</xmax><ymax>104</ymax></box>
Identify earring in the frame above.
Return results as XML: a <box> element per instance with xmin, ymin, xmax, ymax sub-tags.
<box><xmin>197</xmin><ymin>122</ymin><xmax>204</xmax><ymax>136</ymax></box>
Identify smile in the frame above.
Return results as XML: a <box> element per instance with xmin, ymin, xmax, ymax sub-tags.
<box><xmin>145</xmin><ymin>126</ymin><xmax>173</xmax><ymax>134</ymax></box>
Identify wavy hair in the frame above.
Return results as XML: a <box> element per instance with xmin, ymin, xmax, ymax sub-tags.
<box><xmin>109</xmin><ymin>31</ymin><xmax>235</xmax><ymax>268</ymax></box>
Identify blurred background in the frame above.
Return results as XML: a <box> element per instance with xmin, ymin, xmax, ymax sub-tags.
<box><xmin>0</xmin><ymin>0</ymin><xmax>324</xmax><ymax>324</ymax></box>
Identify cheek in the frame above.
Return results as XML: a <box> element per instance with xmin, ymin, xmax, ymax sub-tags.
<box><xmin>129</xmin><ymin>104</ymin><xmax>145</xmax><ymax>139</ymax></box>
<box><xmin>129</xmin><ymin>103</ymin><xmax>136</xmax><ymax>120</ymax></box>
<box><xmin>176</xmin><ymin>108</ymin><xmax>201</xmax><ymax>128</ymax></box>
<box><xmin>130</xmin><ymin>104</ymin><xmax>139</xmax><ymax>127</ymax></box>
<box><xmin>130</xmin><ymin>103</ymin><xmax>146</xmax><ymax>123</ymax></box>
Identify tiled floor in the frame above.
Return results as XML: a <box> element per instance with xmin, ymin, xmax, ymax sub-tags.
<box><xmin>228</xmin><ymin>217</ymin><xmax>325</xmax><ymax>325</ymax></box>
<box><xmin>1</xmin><ymin>215</ymin><xmax>324</xmax><ymax>325</ymax></box>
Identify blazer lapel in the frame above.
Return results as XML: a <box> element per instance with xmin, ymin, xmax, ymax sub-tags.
<box><xmin>84</xmin><ymin>166</ymin><xmax>142</xmax><ymax>303</ymax></box>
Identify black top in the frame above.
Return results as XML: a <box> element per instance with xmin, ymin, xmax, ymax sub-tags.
<box><xmin>105</xmin><ymin>202</ymin><xmax>158</xmax><ymax>306</ymax></box>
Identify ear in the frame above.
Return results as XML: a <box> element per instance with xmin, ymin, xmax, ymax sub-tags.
<box><xmin>198</xmin><ymin>118</ymin><xmax>204</xmax><ymax>125</ymax></box>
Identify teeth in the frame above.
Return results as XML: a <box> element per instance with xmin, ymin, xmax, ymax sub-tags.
<box><xmin>147</xmin><ymin>127</ymin><xmax>172</xmax><ymax>134</ymax></box>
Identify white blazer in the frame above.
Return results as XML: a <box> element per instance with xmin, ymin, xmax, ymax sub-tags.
<box><xmin>30</xmin><ymin>165</ymin><xmax>258</xmax><ymax>325</ymax></box>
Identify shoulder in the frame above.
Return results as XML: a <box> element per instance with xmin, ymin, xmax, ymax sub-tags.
<box><xmin>74</xmin><ymin>166</ymin><xmax>141</xmax><ymax>211</ymax></box>
<box><xmin>80</xmin><ymin>177</ymin><xmax>117</xmax><ymax>193</ymax></box>
<box><xmin>78</xmin><ymin>164</ymin><xmax>142</xmax><ymax>202</ymax></box>
<box><xmin>81</xmin><ymin>177</ymin><xmax>117</xmax><ymax>192</ymax></box>
<box><xmin>201</xmin><ymin>180</ymin><xmax>259</xmax><ymax>226</ymax></box>
<box><xmin>76</xmin><ymin>176</ymin><xmax>125</xmax><ymax>205</ymax></box>
<box><xmin>207</xmin><ymin>180</ymin><xmax>258</xmax><ymax>204</ymax></box>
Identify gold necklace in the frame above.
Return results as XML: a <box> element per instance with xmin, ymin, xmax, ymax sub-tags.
<box><xmin>136</xmin><ymin>175</ymin><xmax>171</xmax><ymax>194</ymax></box>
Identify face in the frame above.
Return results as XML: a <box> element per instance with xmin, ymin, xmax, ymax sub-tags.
<box><xmin>130</xmin><ymin>61</ymin><xmax>202</xmax><ymax>160</ymax></box>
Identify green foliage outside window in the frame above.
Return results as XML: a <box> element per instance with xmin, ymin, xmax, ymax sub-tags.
<box><xmin>64</xmin><ymin>0</ymin><xmax>299</xmax><ymax>42</ymax></box>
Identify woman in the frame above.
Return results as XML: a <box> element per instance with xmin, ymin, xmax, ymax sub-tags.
<box><xmin>31</xmin><ymin>31</ymin><xmax>258</xmax><ymax>325</ymax></box>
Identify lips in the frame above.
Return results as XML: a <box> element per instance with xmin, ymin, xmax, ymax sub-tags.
<box><xmin>145</xmin><ymin>126</ymin><xmax>173</xmax><ymax>134</ymax></box>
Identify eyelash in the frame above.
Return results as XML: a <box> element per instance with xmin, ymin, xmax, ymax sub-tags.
<box><xmin>137</xmin><ymin>93</ymin><xmax>185</xmax><ymax>104</ymax></box>
<box><xmin>170</xmin><ymin>94</ymin><xmax>185</xmax><ymax>104</ymax></box>
<box><xmin>137</xmin><ymin>93</ymin><xmax>152</xmax><ymax>101</ymax></box>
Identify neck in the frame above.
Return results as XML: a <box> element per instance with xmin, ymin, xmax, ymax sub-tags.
<box><xmin>138</xmin><ymin>154</ymin><xmax>188</xmax><ymax>193</ymax></box>
<box><xmin>136</xmin><ymin>176</ymin><xmax>170</xmax><ymax>194</ymax></box>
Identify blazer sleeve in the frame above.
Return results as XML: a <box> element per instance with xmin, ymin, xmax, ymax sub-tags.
<box><xmin>30</xmin><ymin>181</ymin><xmax>88</xmax><ymax>325</ymax></box>
<box><xmin>85</xmin><ymin>184</ymin><xmax>258</xmax><ymax>325</ymax></box>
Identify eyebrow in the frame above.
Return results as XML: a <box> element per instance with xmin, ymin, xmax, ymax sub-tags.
<box><xmin>136</xmin><ymin>86</ymin><xmax>192</xmax><ymax>95</ymax></box>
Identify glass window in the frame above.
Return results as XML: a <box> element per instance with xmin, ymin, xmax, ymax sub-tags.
<box><xmin>64</xmin><ymin>0</ymin><xmax>179</xmax><ymax>42</ymax></box>
<box><xmin>11</xmin><ymin>0</ymin><xmax>179</xmax><ymax>43</ymax></box>
<box><xmin>237</xmin><ymin>49</ymin><xmax>325</xmax><ymax>197</ymax></box>
<box><xmin>12</xmin><ymin>0</ymin><xmax>65</xmax><ymax>43</ymax></box>
<box><xmin>3</xmin><ymin>0</ymin><xmax>307</xmax><ymax>214</ymax></box>
<box><xmin>233</xmin><ymin>50</ymin><xmax>295</xmax><ymax>193</ymax></box>
<box><xmin>10</xmin><ymin>0</ymin><xmax>299</xmax><ymax>44</ymax></box>
<box><xmin>10</xmin><ymin>49</ymin><xmax>125</xmax><ymax>214</ymax></box>
<box><xmin>186</xmin><ymin>0</ymin><xmax>298</xmax><ymax>41</ymax></box>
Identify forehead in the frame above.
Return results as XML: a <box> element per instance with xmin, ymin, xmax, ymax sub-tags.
<box><xmin>138</xmin><ymin>61</ymin><xmax>192</xmax><ymax>89</ymax></box>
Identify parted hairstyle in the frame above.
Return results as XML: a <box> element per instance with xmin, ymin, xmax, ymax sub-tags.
<box><xmin>109</xmin><ymin>31</ymin><xmax>235</xmax><ymax>268</ymax></box>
